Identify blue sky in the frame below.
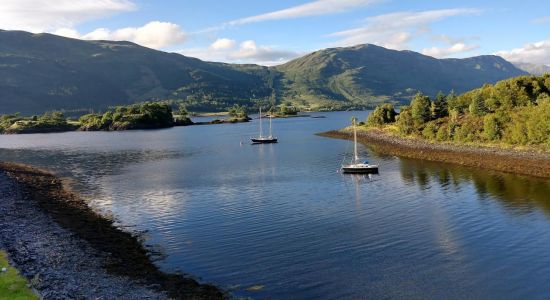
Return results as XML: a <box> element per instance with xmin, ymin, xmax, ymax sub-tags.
<box><xmin>1</xmin><ymin>0</ymin><xmax>549</xmax><ymax>65</ymax></box>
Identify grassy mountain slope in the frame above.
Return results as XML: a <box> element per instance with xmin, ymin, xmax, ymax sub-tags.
<box><xmin>0</xmin><ymin>30</ymin><xmax>274</xmax><ymax>114</ymax></box>
<box><xmin>275</xmin><ymin>44</ymin><xmax>527</xmax><ymax>110</ymax></box>
<box><xmin>0</xmin><ymin>30</ymin><xmax>528</xmax><ymax>114</ymax></box>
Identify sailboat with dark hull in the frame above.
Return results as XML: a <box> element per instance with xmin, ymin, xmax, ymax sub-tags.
<box><xmin>341</xmin><ymin>118</ymin><xmax>378</xmax><ymax>174</ymax></box>
<box><xmin>251</xmin><ymin>107</ymin><xmax>277</xmax><ymax>144</ymax></box>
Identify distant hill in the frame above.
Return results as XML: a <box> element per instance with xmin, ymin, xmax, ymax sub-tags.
<box><xmin>0</xmin><ymin>30</ymin><xmax>274</xmax><ymax>114</ymax></box>
<box><xmin>0</xmin><ymin>30</ymin><xmax>528</xmax><ymax>114</ymax></box>
<box><xmin>275</xmin><ymin>44</ymin><xmax>527</xmax><ymax>109</ymax></box>
<box><xmin>513</xmin><ymin>62</ymin><xmax>550</xmax><ymax>76</ymax></box>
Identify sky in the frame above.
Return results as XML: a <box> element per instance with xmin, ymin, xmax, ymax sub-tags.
<box><xmin>0</xmin><ymin>0</ymin><xmax>549</xmax><ymax>66</ymax></box>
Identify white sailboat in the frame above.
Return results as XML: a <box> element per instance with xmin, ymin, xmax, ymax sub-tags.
<box><xmin>341</xmin><ymin>117</ymin><xmax>378</xmax><ymax>173</ymax></box>
<box><xmin>251</xmin><ymin>107</ymin><xmax>277</xmax><ymax>143</ymax></box>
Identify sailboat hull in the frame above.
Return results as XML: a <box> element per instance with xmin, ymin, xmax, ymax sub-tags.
<box><xmin>341</xmin><ymin>165</ymin><xmax>379</xmax><ymax>174</ymax></box>
<box><xmin>251</xmin><ymin>138</ymin><xmax>278</xmax><ymax>144</ymax></box>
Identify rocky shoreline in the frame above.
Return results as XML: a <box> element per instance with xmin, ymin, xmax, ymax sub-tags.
<box><xmin>320</xmin><ymin>129</ymin><xmax>550</xmax><ymax>179</ymax></box>
<box><xmin>0</xmin><ymin>162</ymin><xmax>224</xmax><ymax>299</ymax></box>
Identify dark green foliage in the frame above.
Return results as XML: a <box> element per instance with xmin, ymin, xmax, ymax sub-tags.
<box><xmin>367</xmin><ymin>104</ymin><xmax>397</xmax><ymax>126</ymax></box>
<box><xmin>366</xmin><ymin>74</ymin><xmax>550</xmax><ymax>149</ymax></box>
<box><xmin>469</xmin><ymin>92</ymin><xmax>487</xmax><ymax>116</ymax></box>
<box><xmin>278</xmin><ymin>102</ymin><xmax>299</xmax><ymax>116</ymax></box>
<box><xmin>177</xmin><ymin>104</ymin><xmax>188</xmax><ymax>117</ymax></box>
<box><xmin>396</xmin><ymin>106</ymin><xmax>415</xmax><ymax>135</ymax></box>
<box><xmin>483</xmin><ymin>114</ymin><xmax>503</xmax><ymax>141</ymax></box>
<box><xmin>411</xmin><ymin>93</ymin><xmax>432</xmax><ymax>125</ymax></box>
<box><xmin>79</xmin><ymin>102</ymin><xmax>175</xmax><ymax>131</ymax></box>
<box><xmin>0</xmin><ymin>111</ymin><xmax>76</xmax><ymax>133</ymax></box>
<box><xmin>228</xmin><ymin>104</ymin><xmax>249</xmax><ymax>121</ymax></box>
<box><xmin>431</xmin><ymin>92</ymin><xmax>448</xmax><ymax>119</ymax></box>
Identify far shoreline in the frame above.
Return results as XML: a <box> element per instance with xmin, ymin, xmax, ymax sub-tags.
<box><xmin>319</xmin><ymin>128</ymin><xmax>550</xmax><ymax>179</ymax></box>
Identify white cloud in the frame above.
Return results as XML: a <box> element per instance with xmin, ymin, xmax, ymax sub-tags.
<box><xmin>228</xmin><ymin>0</ymin><xmax>382</xmax><ymax>26</ymax></box>
<box><xmin>0</xmin><ymin>0</ymin><xmax>135</xmax><ymax>32</ymax></box>
<box><xmin>82</xmin><ymin>28</ymin><xmax>112</xmax><ymax>40</ymax></box>
<box><xmin>210</xmin><ymin>38</ymin><xmax>236</xmax><ymax>50</ymax></box>
<box><xmin>229</xmin><ymin>40</ymin><xmax>301</xmax><ymax>65</ymax></box>
<box><xmin>55</xmin><ymin>21</ymin><xmax>187</xmax><ymax>49</ymax></box>
<box><xmin>532</xmin><ymin>16</ymin><xmax>550</xmax><ymax>24</ymax></box>
<box><xmin>422</xmin><ymin>43</ymin><xmax>478</xmax><ymax>58</ymax></box>
<box><xmin>53</xmin><ymin>28</ymin><xmax>81</xmax><ymax>39</ymax></box>
<box><xmin>329</xmin><ymin>8</ymin><xmax>480</xmax><ymax>50</ymax></box>
<box><xmin>179</xmin><ymin>40</ymin><xmax>301</xmax><ymax>66</ymax></box>
<box><xmin>495</xmin><ymin>40</ymin><xmax>550</xmax><ymax>65</ymax></box>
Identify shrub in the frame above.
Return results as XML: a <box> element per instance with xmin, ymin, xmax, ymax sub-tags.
<box><xmin>367</xmin><ymin>104</ymin><xmax>396</xmax><ymax>126</ymax></box>
<box><xmin>422</xmin><ymin>122</ymin><xmax>437</xmax><ymax>140</ymax></box>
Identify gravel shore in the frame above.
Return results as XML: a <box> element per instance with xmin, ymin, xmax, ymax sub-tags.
<box><xmin>0</xmin><ymin>162</ymin><xmax>224</xmax><ymax>299</ymax></box>
<box><xmin>320</xmin><ymin>128</ymin><xmax>550</xmax><ymax>179</ymax></box>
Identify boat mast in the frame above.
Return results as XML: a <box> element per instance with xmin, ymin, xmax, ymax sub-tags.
<box><xmin>353</xmin><ymin>117</ymin><xmax>358</xmax><ymax>163</ymax></box>
<box><xmin>259</xmin><ymin>106</ymin><xmax>263</xmax><ymax>138</ymax></box>
<box><xmin>269</xmin><ymin>114</ymin><xmax>272</xmax><ymax>138</ymax></box>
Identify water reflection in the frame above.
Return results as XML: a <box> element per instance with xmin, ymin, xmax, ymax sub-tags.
<box><xmin>399</xmin><ymin>158</ymin><xmax>550</xmax><ymax>215</ymax></box>
<box><xmin>0</xmin><ymin>148</ymin><xmax>188</xmax><ymax>198</ymax></box>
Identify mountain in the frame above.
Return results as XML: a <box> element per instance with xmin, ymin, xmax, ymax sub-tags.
<box><xmin>0</xmin><ymin>30</ymin><xmax>275</xmax><ymax>114</ymax></box>
<box><xmin>275</xmin><ymin>44</ymin><xmax>527</xmax><ymax>109</ymax></box>
<box><xmin>513</xmin><ymin>62</ymin><xmax>550</xmax><ymax>76</ymax></box>
<box><xmin>0</xmin><ymin>30</ymin><xmax>528</xmax><ymax>114</ymax></box>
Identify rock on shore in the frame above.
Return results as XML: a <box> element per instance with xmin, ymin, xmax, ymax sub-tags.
<box><xmin>0</xmin><ymin>172</ymin><xmax>167</xmax><ymax>299</ymax></box>
<box><xmin>0</xmin><ymin>163</ymin><xmax>224</xmax><ymax>299</ymax></box>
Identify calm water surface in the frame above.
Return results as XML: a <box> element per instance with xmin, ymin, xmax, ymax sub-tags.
<box><xmin>1</xmin><ymin>111</ymin><xmax>550</xmax><ymax>299</ymax></box>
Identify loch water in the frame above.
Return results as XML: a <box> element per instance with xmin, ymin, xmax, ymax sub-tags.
<box><xmin>1</xmin><ymin>111</ymin><xmax>550</xmax><ymax>299</ymax></box>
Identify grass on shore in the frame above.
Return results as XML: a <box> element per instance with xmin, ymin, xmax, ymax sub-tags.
<box><xmin>0</xmin><ymin>251</ymin><xmax>38</xmax><ymax>300</ymax></box>
<box><xmin>351</xmin><ymin>124</ymin><xmax>550</xmax><ymax>153</ymax></box>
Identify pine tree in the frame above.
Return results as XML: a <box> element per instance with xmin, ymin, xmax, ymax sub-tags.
<box><xmin>411</xmin><ymin>92</ymin><xmax>431</xmax><ymax>125</ymax></box>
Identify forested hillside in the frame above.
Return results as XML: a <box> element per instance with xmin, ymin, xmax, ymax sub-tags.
<box><xmin>366</xmin><ymin>74</ymin><xmax>550</xmax><ymax>149</ymax></box>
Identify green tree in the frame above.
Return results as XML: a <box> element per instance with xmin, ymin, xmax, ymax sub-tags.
<box><xmin>396</xmin><ymin>106</ymin><xmax>415</xmax><ymax>135</ymax></box>
<box><xmin>431</xmin><ymin>92</ymin><xmax>448</xmax><ymax>119</ymax></box>
<box><xmin>469</xmin><ymin>92</ymin><xmax>487</xmax><ymax>116</ymax></box>
<box><xmin>177</xmin><ymin>103</ymin><xmax>188</xmax><ymax>117</ymax></box>
<box><xmin>366</xmin><ymin>104</ymin><xmax>396</xmax><ymax>126</ymax></box>
<box><xmin>411</xmin><ymin>93</ymin><xmax>431</xmax><ymax>125</ymax></box>
<box><xmin>483</xmin><ymin>114</ymin><xmax>502</xmax><ymax>141</ymax></box>
<box><xmin>228</xmin><ymin>104</ymin><xmax>248</xmax><ymax>119</ymax></box>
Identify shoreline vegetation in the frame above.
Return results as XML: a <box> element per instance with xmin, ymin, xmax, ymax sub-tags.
<box><xmin>0</xmin><ymin>162</ymin><xmax>224</xmax><ymax>299</ymax></box>
<box><xmin>0</xmin><ymin>103</ymin><xmax>251</xmax><ymax>135</ymax></box>
<box><xmin>0</xmin><ymin>100</ymin><xmax>311</xmax><ymax>134</ymax></box>
<box><xmin>0</xmin><ymin>250</ymin><xmax>38</xmax><ymax>299</ymax></box>
<box><xmin>322</xmin><ymin>74</ymin><xmax>550</xmax><ymax>179</ymax></box>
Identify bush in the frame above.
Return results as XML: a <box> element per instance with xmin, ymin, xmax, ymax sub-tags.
<box><xmin>483</xmin><ymin>114</ymin><xmax>502</xmax><ymax>141</ymax></box>
<box><xmin>422</xmin><ymin>122</ymin><xmax>437</xmax><ymax>140</ymax></box>
<box><xmin>367</xmin><ymin>104</ymin><xmax>396</xmax><ymax>126</ymax></box>
<box><xmin>436</xmin><ymin>124</ymin><xmax>449</xmax><ymax>141</ymax></box>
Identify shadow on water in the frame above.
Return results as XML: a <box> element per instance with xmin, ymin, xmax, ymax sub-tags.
<box><xmin>398</xmin><ymin>158</ymin><xmax>550</xmax><ymax>216</ymax></box>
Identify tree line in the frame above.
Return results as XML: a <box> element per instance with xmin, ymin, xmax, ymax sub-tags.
<box><xmin>366</xmin><ymin>74</ymin><xmax>550</xmax><ymax>148</ymax></box>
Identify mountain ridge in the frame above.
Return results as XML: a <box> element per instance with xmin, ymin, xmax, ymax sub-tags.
<box><xmin>0</xmin><ymin>30</ymin><xmax>529</xmax><ymax>114</ymax></box>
